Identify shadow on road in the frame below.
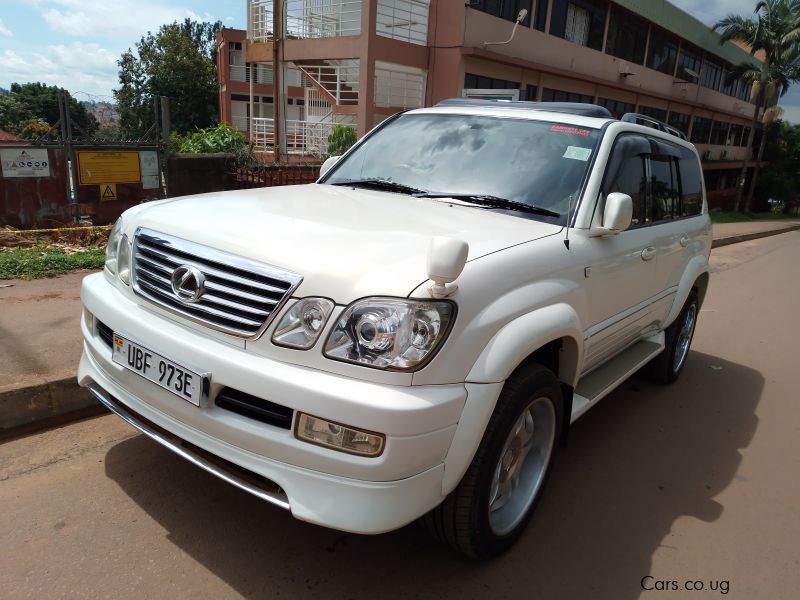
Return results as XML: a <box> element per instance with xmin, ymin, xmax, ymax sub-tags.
<box><xmin>104</xmin><ymin>351</ymin><xmax>761</xmax><ymax>599</ymax></box>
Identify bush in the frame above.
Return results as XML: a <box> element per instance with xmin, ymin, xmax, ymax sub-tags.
<box><xmin>178</xmin><ymin>123</ymin><xmax>248</xmax><ymax>154</ymax></box>
<box><xmin>326</xmin><ymin>124</ymin><xmax>357</xmax><ymax>156</ymax></box>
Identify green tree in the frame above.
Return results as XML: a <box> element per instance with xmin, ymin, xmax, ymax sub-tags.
<box><xmin>755</xmin><ymin>119</ymin><xmax>800</xmax><ymax>212</ymax></box>
<box><xmin>713</xmin><ymin>0</ymin><xmax>800</xmax><ymax>211</ymax></box>
<box><xmin>115</xmin><ymin>18</ymin><xmax>222</xmax><ymax>138</ymax></box>
<box><xmin>0</xmin><ymin>94</ymin><xmax>33</xmax><ymax>134</ymax></box>
<box><xmin>0</xmin><ymin>83</ymin><xmax>97</xmax><ymax>136</ymax></box>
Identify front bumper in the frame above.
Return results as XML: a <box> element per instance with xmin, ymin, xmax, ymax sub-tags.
<box><xmin>79</xmin><ymin>272</ymin><xmax>470</xmax><ymax>533</ymax></box>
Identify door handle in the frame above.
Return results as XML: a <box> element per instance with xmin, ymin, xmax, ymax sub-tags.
<box><xmin>641</xmin><ymin>247</ymin><xmax>657</xmax><ymax>261</ymax></box>
<box><xmin>680</xmin><ymin>235</ymin><xmax>690</xmax><ymax>247</ymax></box>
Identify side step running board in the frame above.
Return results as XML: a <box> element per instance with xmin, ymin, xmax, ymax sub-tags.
<box><xmin>571</xmin><ymin>335</ymin><xmax>665</xmax><ymax>422</ymax></box>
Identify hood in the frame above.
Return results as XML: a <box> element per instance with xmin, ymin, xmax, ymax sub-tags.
<box><xmin>130</xmin><ymin>184</ymin><xmax>560</xmax><ymax>301</ymax></box>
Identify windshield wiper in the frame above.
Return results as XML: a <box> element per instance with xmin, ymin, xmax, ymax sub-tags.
<box><xmin>414</xmin><ymin>192</ymin><xmax>560</xmax><ymax>218</ymax></box>
<box><xmin>330</xmin><ymin>178</ymin><xmax>427</xmax><ymax>195</ymax></box>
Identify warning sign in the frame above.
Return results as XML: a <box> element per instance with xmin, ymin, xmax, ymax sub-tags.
<box><xmin>100</xmin><ymin>183</ymin><xmax>117</xmax><ymax>201</ymax></box>
<box><xmin>77</xmin><ymin>151</ymin><xmax>140</xmax><ymax>185</ymax></box>
<box><xmin>1</xmin><ymin>148</ymin><xmax>50</xmax><ymax>178</ymax></box>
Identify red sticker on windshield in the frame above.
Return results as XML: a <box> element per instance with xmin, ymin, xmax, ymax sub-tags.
<box><xmin>550</xmin><ymin>125</ymin><xmax>591</xmax><ymax>137</ymax></box>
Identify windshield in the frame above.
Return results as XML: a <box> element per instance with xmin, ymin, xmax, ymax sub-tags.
<box><xmin>323</xmin><ymin>113</ymin><xmax>601</xmax><ymax>222</ymax></box>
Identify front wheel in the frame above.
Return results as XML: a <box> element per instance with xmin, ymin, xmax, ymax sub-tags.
<box><xmin>423</xmin><ymin>364</ymin><xmax>563</xmax><ymax>559</ymax></box>
<box><xmin>649</xmin><ymin>290</ymin><xmax>699</xmax><ymax>384</ymax></box>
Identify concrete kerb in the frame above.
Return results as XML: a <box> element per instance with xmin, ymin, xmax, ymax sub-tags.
<box><xmin>2</xmin><ymin>222</ymin><xmax>799</xmax><ymax>440</ymax></box>
<box><xmin>711</xmin><ymin>223</ymin><xmax>800</xmax><ymax>249</ymax></box>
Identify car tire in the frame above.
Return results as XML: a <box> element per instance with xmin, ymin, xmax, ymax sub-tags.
<box><xmin>648</xmin><ymin>290</ymin><xmax>699</xmax><ymax>384</ymax></box>
<box><xmin>423</xmin><ymin>363</ymin><xmax>563</xmax><ymax>559</ymax></box>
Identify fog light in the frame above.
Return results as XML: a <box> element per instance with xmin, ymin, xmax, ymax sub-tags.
<box><xmin>295</xmin><ymin>413</ymin><xmax>385</xmax><ymax>457</ymax></box>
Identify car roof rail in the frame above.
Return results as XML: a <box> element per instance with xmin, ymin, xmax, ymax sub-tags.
<box><xmin>620</xmin><ymin>112</ymin><xmax>688</xmax><ymax>140</ymax></box>
<box><xmin>434</xmin><ymin>98</ymin><xmax>614</xmax><ymax>118</ymax></box>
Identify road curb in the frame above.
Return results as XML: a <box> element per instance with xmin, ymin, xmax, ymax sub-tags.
<box><xmin>0</xmin><ymin>378</ymin><xmax>106</xmax><ymax>441</ymax></box>
<box><xmin>711</xmin><ymin>224</ymin><xmax>800</xmax><ymax>249</ymax></box>
<box><xmin>2</xmin><ymin>223</ymin><xmax>798</xmax><ymax>440</ymax></box>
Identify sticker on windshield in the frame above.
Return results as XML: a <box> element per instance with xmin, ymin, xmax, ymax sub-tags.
<box><xmin>550</xmin><ymin>125</ymin><xmax>591</xmax><ymax>137</ymax></box>
<box><xmin>563</xmin><ymin>146</ymin><xmax>592</xmax><ymax>161</ymax></box>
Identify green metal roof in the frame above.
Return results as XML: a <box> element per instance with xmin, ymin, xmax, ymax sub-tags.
<box><xmin>616</xmin><ymin>0</ymin><xmax>760</xmax><ymax>66</ymax></box>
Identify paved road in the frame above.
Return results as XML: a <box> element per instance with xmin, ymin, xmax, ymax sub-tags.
<box><xmin>2</xmin><ymin>232</ymin><xmax>799</xmax><ymax>599</ymax></box>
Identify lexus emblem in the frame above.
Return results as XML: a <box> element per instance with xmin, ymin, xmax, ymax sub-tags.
<box><xmin>171</xmin><ymin>265</ymin><xmax>206</xmax><ymax>303</ymax></box>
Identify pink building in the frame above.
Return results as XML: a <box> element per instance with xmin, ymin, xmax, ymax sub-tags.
<box><xmin>218</xmin><ymin>1</ymin><xmax>763</xmax><ymax>205</ymax></box>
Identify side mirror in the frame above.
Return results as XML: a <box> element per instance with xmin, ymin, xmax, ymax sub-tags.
<box><xmin>598</xmin><ymin>192</ymin><xmax>633</xmax><ymax>234</ymax></box>
<box><xmin>427</xmin><ymin>237</ymin><xmax>469</xmax><ymax>298</ymax></box>
<box><xmin>319</xmin><ymin>155</ymin><xmax>340</xmax><ymax>178</ymax></box>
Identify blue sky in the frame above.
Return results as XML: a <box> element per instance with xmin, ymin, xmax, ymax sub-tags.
<box><xmin>0</xmin><ymin>0</ymin><xmax>798</xmax><ymax>122</ymax></box>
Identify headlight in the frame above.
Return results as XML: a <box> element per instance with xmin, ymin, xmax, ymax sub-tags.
<box><xmin>104</xmin><ymin>220</ymin><xmax>123</xmax><ymax>275</ymax></box>
<box><xmin>117</xmin><ymin>234</ymin><xmax>132</xmax><ymax>285</ymax></box>
<box><xmin>272</xmin><ymin>297</ymin><xmax>335</xmax><ymax>349</ymax></box>
<box><xmin>323</xmin><ymin>297</ymin><xmax>454</xmax><ymax>370</ymax></box>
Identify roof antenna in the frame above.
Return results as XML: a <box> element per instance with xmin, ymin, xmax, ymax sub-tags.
<box><xmin>564</xmin><ymin>193</ymin><xmax>574</xmax><ymax>249</ymax></box>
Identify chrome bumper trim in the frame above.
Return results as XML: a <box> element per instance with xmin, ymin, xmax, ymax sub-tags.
<box><xmin>85</xmin><ymin>381</ymin><xmax>291</xmax><ymax>511</ymax></box>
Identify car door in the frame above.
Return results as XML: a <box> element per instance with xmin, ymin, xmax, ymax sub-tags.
<box><xmin>646</xmin><ymin>143</ymin><xmax>708</xmax><ymax>327</ymax></box>
<box><xmin>578</xmin><ymin>134</ymin><xmax>663</xmax><ymax>373</ymax></box>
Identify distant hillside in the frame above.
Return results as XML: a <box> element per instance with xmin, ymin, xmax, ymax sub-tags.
<box><xmin>81</xmin><ymin>100</ymin><xmax>120</xmax><ymax>128</ymax></box>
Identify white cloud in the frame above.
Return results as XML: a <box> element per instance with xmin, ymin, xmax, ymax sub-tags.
<box><xmin>37</xmin><ymin>0</ymin><xmax>218</xmax><ymax>39</ymax></box>
<box><xmin>0</xmin><ymin>18</ymin><xmax>13</xmax><ymax>37</ymax></box>
<box><xmin>0</xmin><ymin>42</ymin><xmax>119</xmax><ymax>99</ymax></box>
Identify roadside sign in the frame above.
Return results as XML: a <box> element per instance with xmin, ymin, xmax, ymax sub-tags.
<box><xmin>100</xmin><ymin>183</ymin><xmax>117</xmax><ymax>201</ymax></box>
<box><xmin>77</xmin><ymin>151</ymin><xmax>141</xmax><ymax>185</ymax></box>
<box><xmin>1</xmin><ymin>148</ymin><xmax>51</xmax><ymax>178</ymax></box>
<box><xmin>139</xmin><ymin>150</ymin><xmax>160</xmax><ymax>189</ymax></box>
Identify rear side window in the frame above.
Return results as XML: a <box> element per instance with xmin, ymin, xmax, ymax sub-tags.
<box><xmin>677</xmin><ymin>148</ymin><xmax>703</xmax><ymax>216</ymax></box>
<box><xmin>649</xmin><ymin>155</ymin><xmax>680</xmax><ymax>222</ymax></box>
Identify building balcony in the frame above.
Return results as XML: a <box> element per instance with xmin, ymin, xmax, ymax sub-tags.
<box><xmin>250</xmin><ymin>117</ymin><xmax>339</xmax><ymax>157</ymax></box>
<box><xmin>247</xmin><ymin>0</ymin><xmax>430</xmax><ymax>45</ymax></box>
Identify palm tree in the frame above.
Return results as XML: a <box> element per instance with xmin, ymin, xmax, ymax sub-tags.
<box><xmin>713</xmin><ymin>0</ymin><xmax>800</xmax><ymax>212</ymax></box>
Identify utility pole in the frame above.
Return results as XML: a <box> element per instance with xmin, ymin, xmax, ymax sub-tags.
<box><xmin>159</xmin><ymin>96</ymin><xmax>171</xmax><ymax>198</ymax></box>
<box><xmin>59</xmin><ymin>91</ymin><xmax>77</xmax><ymax>207</ymax></box>
<box><xmin>272</xmin><ymin>0</ymin><xmax>283</xmax><ymax>164</ymax></box>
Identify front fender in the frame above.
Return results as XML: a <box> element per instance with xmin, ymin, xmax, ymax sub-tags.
<box><xmin>466</xmin><ymin>303</ymin><xmax>584</xmax><ymax>387</ymax></box>
<box><xmin>664</xmin><ymin>255</ymin><xmax>710</xmax><ymax>328</ymax></box>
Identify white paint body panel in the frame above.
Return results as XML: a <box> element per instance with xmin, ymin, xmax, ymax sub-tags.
<box><xmin>79</xmin><ymin>104</ymin><xmax>712</xmax><ymax>534</ymax></box>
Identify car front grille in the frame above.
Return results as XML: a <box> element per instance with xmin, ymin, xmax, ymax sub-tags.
<box><xmin>131</xmin><ymin>228</ymin><xmax>302</xmax><ymax>338</ymax></box>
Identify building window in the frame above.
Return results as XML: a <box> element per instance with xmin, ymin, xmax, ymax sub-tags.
<box><xmin>464</xmin><ymin>73</ymin><xmax>520</xmax><ymax>91</ymax></box>
<box><xmin>598</xmin><ymin>97</ymin><xmax>635</xmax><ymax>119</ymax></box>
<box><xmin>710</xmin><ymin>120</ymin><xmax>730</xmax><ymax>145</ymax></box>
<box><xmin>677</xmin><ymin>45</ymin><xmax>702</xmax><ymax>82</ymax></box>
<box><xmin>728</xmin><ymin>123</ymin><xmax>743</xmax><ymax>146</ymax></box>
<box><xmin>721</xmin><ymin>69</ymin><xmax>739</xmax><ymax>97</ymax></box>
<box><xmin>647</xmin><ymin>29</ymin><xmax>678</xmax><ymax>75</ymax></box>
<box><xmin>523</xmin><ymin>85</ymin><xmax>539</xmax><ymax>101</ymax></box>
<box><xmin>542</xmin><ymin>88</ymin><xmax>594</xmax><ymax>103</ymax></box>
<box><xmin>638</xmin><ymin>106</ymin><xmax>668</xmax><ymax>122</ymax></box>
<box><xmin>742</xmin><ymin>126</ymin><xmax>752</xmax><ymax>147</ymax></box>
<box><xmin>668</xmin><ymin>111</ymin><xmax>691</xmax><ymax>136</ymax></box>
<box><xmin>737</xmin><ymin>81</ymin><xmax>753</xmax><ymax>101</ymax></box>
<box><xmin>690</xmin><ymin>116</ymin><xmax>712</xmax><ymax>144</ymax></box>
<box><xmin>472</xmin><ymin>0</ymin><xmax>532</xmax><ymax>26</ymax></box>
<box><xmin>549</xmin><ymin>0</ymin><xmax>606</xmax><ymax>51</ymax></box>
<box><xmin>701</xmin><ymin>58</ymin><xmax>724</xmax><ymax>91</ymax></box>
<box><xmin>534</xmin><ymin>0</ymin><xmax>548</xmax><ymax>31</ymax></box>
<box><xmin>605</xmin><ymin>7</ymin><xmax>649</xmax><ymax>65</ymax></box>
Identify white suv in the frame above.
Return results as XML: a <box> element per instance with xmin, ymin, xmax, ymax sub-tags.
<box><xmin>78</xmin><ymin>100</ymin><xmax>711</xmax><ymax>558</ymax></box>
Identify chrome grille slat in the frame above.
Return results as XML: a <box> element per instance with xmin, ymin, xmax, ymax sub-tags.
<box><xmin>132</xmin><ymin>228</ymin><xmax>302</xmax><ymax>339</ymax></box>
<box><xmin>137</xmin><ymin>241</ymin><xmax>290</xmax><ymax>295</ymax></box>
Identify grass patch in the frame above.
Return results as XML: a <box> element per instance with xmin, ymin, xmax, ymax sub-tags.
<box><xmin>0</xmin><ymin>247</ymin><xmax>105</xmax><ymax>280</ymax></box>
<box><xmin>709</xmin><ymin>211</ymin><xmax>799</xmax><ymax>224</ymax></box>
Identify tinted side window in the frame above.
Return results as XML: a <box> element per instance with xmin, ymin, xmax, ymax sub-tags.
<box><xmin>649</xmin><ymin>156</ymin><xmax>680</xmax><ymax>222</ymax></box>
<box><xmin>677</xmin><ymin>148</ymin><xmax>703</xmax><ymax>216</ymax></box>
<box><xmin>604</xmin><ymin>136</ymin><xmax>649</xmax><ymax>226</ymax></box>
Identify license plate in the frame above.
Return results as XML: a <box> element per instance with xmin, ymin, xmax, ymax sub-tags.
<box><xmin>112</xmin><ymin>333</ymin><xmax>205</xmax><ymax>406</ymax></box>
